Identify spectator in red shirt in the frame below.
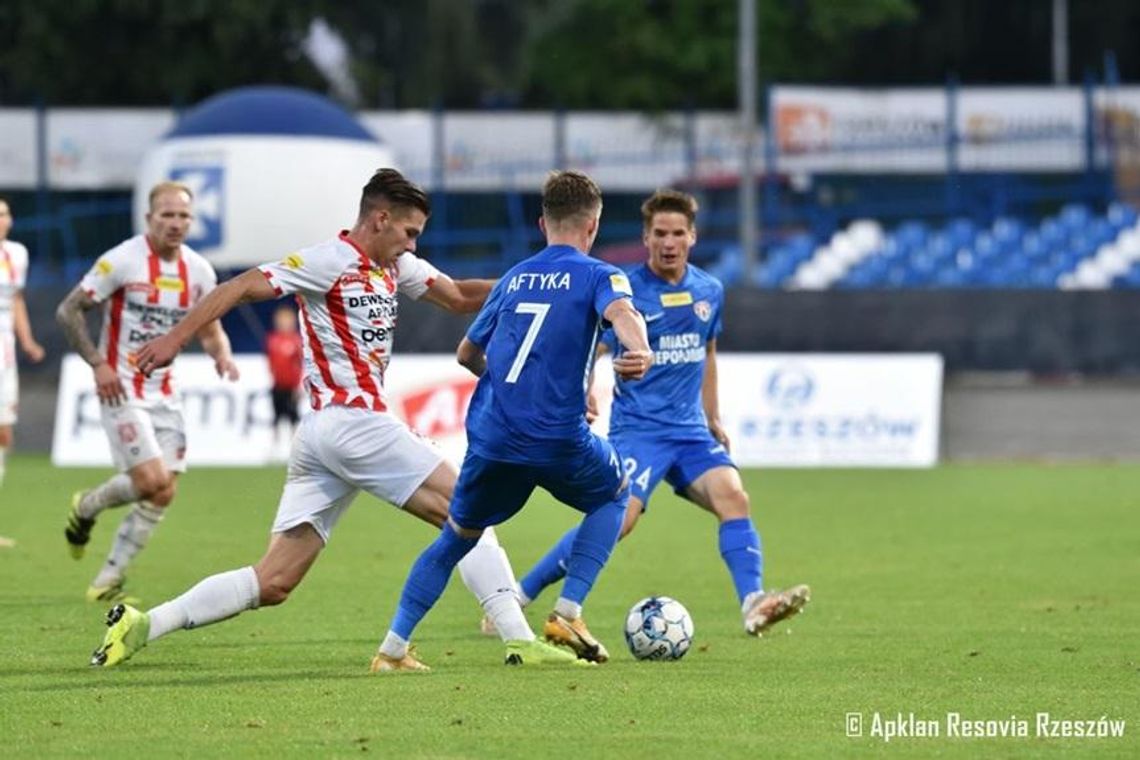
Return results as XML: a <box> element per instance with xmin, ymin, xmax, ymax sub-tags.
<box><xmin>265</xmin><ymin>304</ymin><xmax>303</xmax><ymax>458</ymax></box>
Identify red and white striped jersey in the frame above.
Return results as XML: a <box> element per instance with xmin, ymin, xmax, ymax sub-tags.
<box><xmin>258</xmin><ymin>232</ymin><xmax>441</xmax><ymax>412</ymax></box>
<box><xmin>0</xmin><ymin>240</ymin><xmax>29</xmax><ymax>369</ymax></box>
<box><xmin>80</xmin><ymin>235</ymin><xmax>218</xmax><ymax>406</ymax></box>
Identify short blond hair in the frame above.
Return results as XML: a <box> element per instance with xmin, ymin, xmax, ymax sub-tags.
<box><xmin>148</xmin><ymin>181</ymin><xmax>194</xmax><ymax>210</ymax></box>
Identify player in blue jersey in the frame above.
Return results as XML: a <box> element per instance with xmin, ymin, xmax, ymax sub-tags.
<box><xmin>510</xmin><ymin>189</ymin><xmax>810</xmax><ymax>637</ymax></box>
<box><xmin>373</xmin><ymin>171</ymin><xmax>653</xmax><ymax>670</ymax></box>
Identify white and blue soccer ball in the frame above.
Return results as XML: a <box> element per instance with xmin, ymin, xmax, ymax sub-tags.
<box><xmin>624</xmin><ymin>596</ymin><xmax>694</xmax><ymax>660</ymax></box>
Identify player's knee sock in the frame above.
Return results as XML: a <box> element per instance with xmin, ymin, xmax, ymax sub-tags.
<box><xmin>146</xmin><ymin>566</ymin><xmax>260</xmax><ymax>641</ymax></box>
<box><xmin>519</xmin><ymin>526</ymin><xmax>578</xmax><ymax>603</ymax></box>
<box><xmin>387</xmin><ymin>523</ymin><xmax>478</xmax><ymax>646</ymax></box>
<box><xmin>718</xmin><ymin>518</ymin><xmax>763</xmax><ymax>604</ymax></box>
<box><xmin>558</xmin><ymin>499</ymin><xmax>624</xmax><ymax>613</ymax></box>
<box><xmin>0</xmin><ymin>445</ymin><xmax>7</xmax><ymax>487</ymax></box>
<box><xmin>457</xmin><ymin>527</ymin><xmax>534</xmax><ymax>642</ymax></box>
<box><xmin>77</xmin><ymin>473</ymin><xmax>138</xmax><ymax>519</ymax></box>
<box><xmin>92</xmin><ymin>502</ymin><xmax>164</xmax><ymax>588</ymax></box>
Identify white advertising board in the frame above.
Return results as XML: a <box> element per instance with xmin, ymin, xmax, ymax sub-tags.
<box><xmin>53</xmin><ymin>352</ymin><xmax>941</xmax><ymax>469</ymax></box>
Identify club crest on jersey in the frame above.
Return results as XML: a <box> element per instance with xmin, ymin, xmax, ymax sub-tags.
<box><xmin>693</xmin><ymin>299</ymin><xmax>712</xmax><ymax>322</ymax></box>
<box><xmin>281</xmin><ymin>253</ymin><xmax>304</xmax><ymax>270</ymax></box>
<box><xmin>371</xmin><ymin>268</ymin><xmax>397</xmax><ymax>294</ymax></box>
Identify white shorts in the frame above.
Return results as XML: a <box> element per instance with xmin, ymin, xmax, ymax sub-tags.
<box><xmin>0</xmin><ymin>362</ymin><xmax>16</xmax><ymax>426</ymax></box>
<box><xmin>272</xmin><ymin>405</ymin><xmax>444</xmax><ymax>543</ymax></box>
<box><xmin>100</xmin><ymin>403</ymin><xmax>188</xmax><ymax>473</ymax></box>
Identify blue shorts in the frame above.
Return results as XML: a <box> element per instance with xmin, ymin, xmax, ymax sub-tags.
<box><xmin>611</xmin><ymin>430</ymin><xmax>736</xmax><ymax>510</ymax></box>
<box><xmin>449</xmin><ymin>433</ymin><xmax>626</xmax><ymax>530</ymax></box>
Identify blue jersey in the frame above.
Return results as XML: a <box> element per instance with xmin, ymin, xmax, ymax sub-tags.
<box><xmin>602</xmin><ymin>263</ymin><xmax>724</xmax><ymax>440</ymax></box>
<box><xmin>465</xmin><ymin>244</ymin><xmax>633</xmax><ymax>465</ymax></box>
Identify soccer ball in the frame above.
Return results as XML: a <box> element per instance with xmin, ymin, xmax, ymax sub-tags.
<box><xmin>624</xmin><ymin>596</ymin><xmax>694</xmax><ymax>660</ymax></box>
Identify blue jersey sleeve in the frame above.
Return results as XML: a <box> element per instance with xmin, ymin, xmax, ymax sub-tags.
<box><xmin>465</xmin><ymin>279</ymin><xmax>506</xmax><ymax>349</ymax></box>
<box><xmin>592</xmin><ymin>264</ymin><xmax>633</xmax><ymax>322</ymax></box>
<box><xmin>710</xmin><ymin>281</ymin><xmax>724</xmax><ymax>340</ymax></box>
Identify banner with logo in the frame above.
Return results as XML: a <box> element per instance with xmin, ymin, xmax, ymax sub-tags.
<box><xmin>53</xmin><ymin>352</ymin><xmax>941</xmax><ymax>468</ymax></box>
<box><xmin>706</xmin><ymin>354</ymin><xmax>943</xmax><ymax>467</ymax></box>
<box><xmin>772</xmin><ymin>86</ymin><xmax>1090</xmax><ymax>172</ymax></box>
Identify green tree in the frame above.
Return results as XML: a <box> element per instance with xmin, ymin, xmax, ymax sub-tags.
<box><xmin>0</xmin><ymin>0</ymin><xmax>331</xmax><ymax>105</ymax></box>
<box><xmin>520</xmin><ymin>0</ymin><xmax>916</xmax><ymax>109</ymax></box>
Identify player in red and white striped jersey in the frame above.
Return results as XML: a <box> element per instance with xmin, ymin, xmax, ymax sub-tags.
<box><xmin>0</xmin><ymin>197</ymin><xmax>46</xmax><ymax>548</ymax></box>
<box><xmin>56</xmin><ymin>181</ymin><xmax>239</xmax><ymax>603</ymax></box>
<box><xmin>88</xmin><ymin>169</ymin><xmax>576</xmax><ymax>670</ymax></box>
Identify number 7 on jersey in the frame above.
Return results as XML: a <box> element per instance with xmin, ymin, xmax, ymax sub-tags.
<box><xmin>505</xmin><ymin>302</ymin><xmax>551</xmax><ymax>383</ymax></box>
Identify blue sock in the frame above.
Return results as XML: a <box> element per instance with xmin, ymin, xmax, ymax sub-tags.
<box><xmin>561</xmin><ymin>499</ymin><xmax>624</xmax><ymax>605</ymax></box>
<box><xmin>718</xmin><ymin>518</ymin><xmax>763</xmax><ymax>604</ymax></box>
<box><xmin>391</xmin><ymin>523</ymin><xmax>479</xmax><ymax>640</ymax></box>
<box><xmin>519</xmin><ymin>527</ymin><xmax>579</xmax><ymax>602</ymax></box>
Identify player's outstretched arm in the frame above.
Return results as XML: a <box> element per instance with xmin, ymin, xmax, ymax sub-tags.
<box><xmin>136</xmin><ymin>268</ymin><xmax>276</xmax><ymax>376</ymax></box>
<box><xmin>457</xmin><ymin>337</ymin><xmax>486</xmax><ymax>377</ymax></box>
<box><xmin>604</xmin><ymin>298</ymin><xmax>652</xmax><ymax>381</ymax></box>
<box><xmin>702</xmin><ymin>339</ymin><xmax>730</xmax><ymax>451</ymax></box>
<box><xmin>421</xmin><ymin>275</ymin><xmax>495</xmax><ymax>314</ymax></box>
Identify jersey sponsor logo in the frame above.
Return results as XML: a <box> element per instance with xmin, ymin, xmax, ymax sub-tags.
<box><xmin>154</xmin><ymin>276</ymin><xmax>185</xmax><ymax>292</ymax></box>
<box><xmin>359</xmin><ymin>326</ymin><xmax>391</xmax><ymax>343</ymax></box>
<box><xmin>654</xmin><ymin>332</ymin><xmax>704</xmax><ymax>365</ymax></box>
<box><xmin>609</xmin><ymin>273</ymin><xmax>632</xmax><ymax>295</ymax></box>
<box><xmin>660</xmin><ymin>291</ymin><xmax>693</xmax><ymax>307</ymax></box>
<box><xmin>693</xmin><ymin>299</ymin><xmax>712</xmax><ymax>322</ymax></box>
<box><xmin>506</xmin><ymin>271</ymin><xmax>572</xmax><ymax>293</ymax></box>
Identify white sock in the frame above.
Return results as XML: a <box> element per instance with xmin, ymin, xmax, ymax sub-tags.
<box><xmin>554</xmin><ymin>598</ymin><xmax>582</xmax><ymax>621</ymax></box>
<box><xmin>0</xmin><ymin>446</ymin><xmax>7</xmax><ymax>487</ymax></box>
<box><xmin>457</xmin><ymin>527</ymin><xmax>534</xmax><ymax>642</ymax></box>
<box><xmin>379</xmin><ymin>630</ymin><xmax>408</xmax><ymax>659</ymax></box>
<box><xmin>92</xmin><ymin>502</ymin><xmax>164</xmax><ymax>588</ymax></box>
<box><xmin>147</xmin><ymin>566</ymin><xmax>260</xmax><ymax>641</ymax></box>
<box><xmin>78</xmin><ymin>473</ymin><xmax>138</xmax><ymax>519</ymax></box>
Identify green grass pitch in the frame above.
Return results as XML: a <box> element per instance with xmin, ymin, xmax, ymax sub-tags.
<box><xmin>1</xmin><ymin>456</ymin><xmax>1137</xmax><ymax>758</ymax></box>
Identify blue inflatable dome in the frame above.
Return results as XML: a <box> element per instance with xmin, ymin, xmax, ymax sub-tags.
<box><xmin>168</xmin><ymin>86</ymin><xmax>375</xmax><ymax>142</ymax></box>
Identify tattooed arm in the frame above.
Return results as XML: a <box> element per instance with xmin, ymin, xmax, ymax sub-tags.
<box><xmin>56</xmin><ymin>286</ymin><xmax>125</xmax><ymax>405</ymax></box>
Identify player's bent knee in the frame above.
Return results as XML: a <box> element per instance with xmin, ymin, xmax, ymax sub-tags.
<box><xmin>132</xmin><ymin>469</ymin><xmax>173</xmax><ymax>500</ymax></box>
<box><xmin>715</xmin><ymin>489</ymin><xmax>751</xmax><ymax>520</ymax></box>
<box><xmin>150</xmin><ymin>483</ymin><xmax>177</xmax><ymax>508</ymax></box>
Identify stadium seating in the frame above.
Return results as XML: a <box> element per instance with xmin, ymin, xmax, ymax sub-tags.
<box><xmin>747</xmin><ymin>202</ymin><xmax>1140</xmax><ymax>289</ymax></box>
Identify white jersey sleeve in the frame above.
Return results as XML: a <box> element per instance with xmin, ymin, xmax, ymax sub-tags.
<box><xmin>393</xmin><ymin>252</ymin><xmax>441</xmax><ymax>300</ymax></box>
<box><xmin>189</xmin><ymin>252</ymin><xmax>219</xmax><ymax>304</ymax></box>
<box><xmin>79</xmin><ymin>242</ymin><xmax>131</xmax><ymax>303</ymax></box>
<box><xmin>4</xmin><ymin>242</ymin><xmax>28</xmax><ymax>290</ymax></box>
<box><xmin>258</xmin><ymin>246</ymin><xmax>345</xmax><ymax>297</ymax></box>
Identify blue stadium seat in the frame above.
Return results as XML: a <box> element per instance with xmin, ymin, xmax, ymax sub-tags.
<box><xmin>1108</xmin><ymin>201</ymin><xmax>1138</xmax><ymax>231</ymax></box>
